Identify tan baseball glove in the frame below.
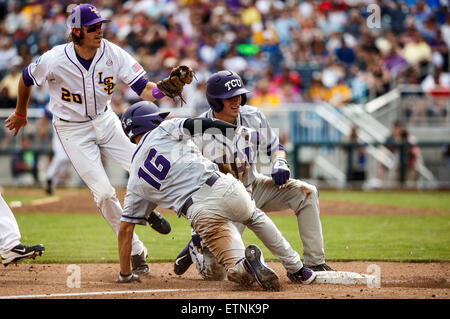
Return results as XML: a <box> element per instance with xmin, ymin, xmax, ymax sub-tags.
<box><xmin>156</xmin><ymin>65</ymin><xmax>194</xmax><ymax>104</ymax></box>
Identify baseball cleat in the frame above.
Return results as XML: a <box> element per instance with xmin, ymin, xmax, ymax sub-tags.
<box><xmin>146</xmin><ymin>211</ymin><xmax>171</xmax><ymax>234</ymax></box>
<box><xmin>131</xmin><ymin>247</ymin><xmax>149</xmax><ymax>275</ymax></box>
<box><xmin>287</xmin><ymin>266</ymin><xmax>317</xmax><ymax>284</ymax></box>
<box><xmin>1</xmin><ymin>243</ymin><xmax>45</xmax><ymax>267</ymax></box>
<box><xmin>306</xmin><ymin>263</ymin><xmax>334</xmax><ymax>272</ymax></box>
<box><xmin>174</xmin><ymin>240</ymin><xmax>193</xmax><ymax>275</ymax></box>
<box><xmin>244</xmin><ymin>245</ymin><xmax>280</xmax><ymax>291</ymax></box>
<box><xmin>45</xmin><ymin>178</ymin><xmax>53</xmax><ymax>195</ymax></box>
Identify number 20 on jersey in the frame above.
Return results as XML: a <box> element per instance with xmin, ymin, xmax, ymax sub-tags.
<box><xmin>61</xmin><ymin>87</ymin><xmax>83</xmax><ymax>104</ymax></box>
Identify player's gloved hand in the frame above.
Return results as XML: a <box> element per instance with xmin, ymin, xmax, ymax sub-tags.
<box><xmin>156</xmin><ymin>65</ymin><xmax>194</xmax><ymax>104</ymax></box>
<box><xmin>117</xmin><ymin>272</ymin><xmax>142</xmax><ymax>283</ymax></box>
<box><xmin>271</xmin><ymin>157</ymin><xmax>290</xmax><ymax>186</ymax></box>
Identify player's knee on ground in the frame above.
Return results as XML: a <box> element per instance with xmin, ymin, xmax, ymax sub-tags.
<box><xmin>199</xmin><ymin>247</ymin><xmax>227</xmax><ymax>281</ymax></box>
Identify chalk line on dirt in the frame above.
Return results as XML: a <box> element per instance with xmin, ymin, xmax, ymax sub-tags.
<box><xmin>0</xmin><ymin>288</ymin><xmax>220</xmax><ymax>299</ymax></box>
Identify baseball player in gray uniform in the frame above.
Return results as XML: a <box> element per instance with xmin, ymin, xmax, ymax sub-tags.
<box><xmin>4</xmin><ymin>4</ymin><xmax>187</xmax><ymax>274</ymax></box>
<box><xmin>116</xmin><ymin>101</ymin><xmax>316</xmax><ymax>289</ymax></box>
<box><xmin>173</xmin><ymin>70</ymin><xmax>333</xmax><ymax>281</ymax></box>
<box><xmin>0</xmin><ymin>194</ymin><xmax>45</xmax><ymax>266</ymax></box>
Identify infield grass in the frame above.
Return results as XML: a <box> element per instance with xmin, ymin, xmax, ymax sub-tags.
<box><xmin>318</xmin><ymin>190</ymin><xmax>450</xmax><ymax>211</ymax></box>
<box><xmin>12</xmin><ymin>213</ymin><xmax>450</xmax><ymax>264</ymax></box>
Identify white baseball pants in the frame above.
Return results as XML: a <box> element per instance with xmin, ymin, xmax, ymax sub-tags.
<box><xmin>53</xmin><ymin>109</ymin><xmax>145</xmax><ymax>256</ymax></box>
<box><xmin>251</xmin><ymin>174</ymin><xmax>325</xmax><ymax>266</ymax></box>
<box><xmin>0</xmin><ymin>194</ymin><xmax>21</xmax><ymax>255</ymax></box>
<box><xmin>45</xmin><ymin>133</ymin><xmax>72</xmax><ymax>186</ymax></box>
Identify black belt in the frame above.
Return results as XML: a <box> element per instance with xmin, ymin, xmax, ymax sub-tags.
<box><xmin>59</xmin><ymin>106</ymin><xmax>108</xmax><ymax>123</ymax></box>
<box><xmin>180</xmin><ymin>172</ymin><xmax>220</xmax><ymax>217</ymax></box>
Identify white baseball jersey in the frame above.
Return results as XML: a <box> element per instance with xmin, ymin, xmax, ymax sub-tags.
<box><xmin>197</xmin><ymin>105</ymin><xmax>281</xmax><ymax>191</ymax></box>
<box><xmin>122</xmin><ymin>118</ymin><xmax>219</xmax><ymax>223</ymax></box>
<box><xmin>25</xmin><ymin>39</ymin><xmax>145</xmax><ymax>122</ymax></box>
<box><xmin>25</xmin><ymin>39</ymin><xmax>148</xmax><ymax>256</ymax></box>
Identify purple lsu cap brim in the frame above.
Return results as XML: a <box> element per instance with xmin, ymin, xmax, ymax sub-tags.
<box><xmin>83</xmin><ymin>17</ymin><xmax>111</xmax><ymax>26</ymax></box>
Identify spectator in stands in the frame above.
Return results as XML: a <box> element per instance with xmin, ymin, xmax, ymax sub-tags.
<box><xmin>0</xmin><ymin>87</ymin><xmax>16</xmax><ymax>109</ymax></box>
<box><xmin>382</xmin><ymin>45</ymin><xmax>410</xmax><ymax>80</ymax></box>
<box><xmin>328</xmin><ymin>78</ymin><xmax>352</xmax><ymax>107</ymax></box>
<box><xmin>0</xmin><ymin>38</ymin><xmax>18</xmax><ymax>78</ymax></box>
<box><xmin>401</xmin><ymin>28</ymin><xmax>432</xmax><ymax>67</ymax></box>
<box><xmin>0</xmin><ymin>56</ymin><xmax>23</xmax><ymax>102</ymax></box>
<box><xmin>347</xmin><ymin>65</ymin><xmax>369</xmax><ymax>103</ymax></box>
<box><xmin>335</xmin><ymin>37</ymin><xmax>355</xmax><ymax>66</ymax></box>
<box><xmin>344</xmin><ymin>126</ymin><xmax>366</xmax><ymax>189</ymax></box>
<box><xmin>10</xmin><ymin>134</ymin><xmax>38</xmax><ymax>186</ymax></box>
<box><xmin>248</xmin><ymin>74</ymin><xmax>281</xmax><ymax>107</ymax></box>
<box><xmin>421</xmin><ymin>67</ymin><xmax>450</xmax><ymax>118</ymax></box>
<box><xmin>400</xmin><ymin>128</ymin><xmax>421</xmax><ymax>187</ymax></box>
<box><xmin>307</xmin><ymin>72</ymin><xmax>330</xmax><ymax>103</ymax></box>
<box><xmin>441</xmin><ymin>13</ymin><xmax>450</xmax><ymax>54</ymax></box>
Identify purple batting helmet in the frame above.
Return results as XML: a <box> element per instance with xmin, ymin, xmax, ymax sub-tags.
<box><xmin>68</xmin><ymin>4</ymin><xmax>111</xmax><ymax>28</ymax></box>
<box><xmin>121</xmin><ymin>101</ymin><xmax>170</xmax><ymax>143</ymax></box>
<box><xmin>206</xmin><ymin>70</ymin><xmax>250</xmax><ymax>113</ymax></box>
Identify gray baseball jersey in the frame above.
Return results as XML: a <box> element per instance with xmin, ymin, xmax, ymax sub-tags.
<box><xmin>198</xmin><ymin>105</ymin><xmax>281</xmax><ymax>191</ymax></box>
<box><xmin>121</xmin><ymin>118</ymin><xmax>219</xmax><ymax>224</ymax></box>
<box><xmin>121</xmin><ymin>117</ymin><xmax>304</xmax><ymax>280</ymax></box>
<box><xmin>192</xmin><ymin>104</ymin><xmax>326</xmax><ymax>270</ymax></box>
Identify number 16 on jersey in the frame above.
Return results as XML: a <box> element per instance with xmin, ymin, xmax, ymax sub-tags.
<box><xmin>138</xmin><ymin>148</ymin><xmax>171</xmax><ymax>190</ymax></box>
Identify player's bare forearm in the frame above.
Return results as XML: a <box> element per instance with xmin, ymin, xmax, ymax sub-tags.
<box><xmin>139</xmin><ymin>81</ymin><xmax>158</xmax><ymax>102</ymax></box>
<box><xmin>118</xmin><ymin>221</ymin><xmax>135</xmax><ymax>275</ymax></box>
<box><xmin>15</xmin><ymin>77</ymin><xmax>32</xmax><ymax>115</ymax></box>
<box><xmin>4</xmin><ymin>77</ymin><xmax>32</xmax><ymax>136</ymax></box>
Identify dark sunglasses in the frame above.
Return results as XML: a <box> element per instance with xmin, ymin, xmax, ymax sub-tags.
<box><xmin>86</xmin><ymin>24</ymin><xmax>102</xmax><ymax>33</ymax></box>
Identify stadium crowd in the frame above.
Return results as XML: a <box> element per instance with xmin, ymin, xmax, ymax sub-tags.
<box><xmin>0</xmin><ymin>0</ymin><xmax>449</xmax><ymax>114</ymax></box>
<box><xmin>0</xmin><ymin>0</ymin><xmax>448</xmax><ymax>188</ymax></box>
<box><xmin>0</xmin><ymin>0</ymin><xmax>449</xmax><ymax>113</ymax></box>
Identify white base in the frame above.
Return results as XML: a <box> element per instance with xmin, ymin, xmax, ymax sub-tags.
<box><xmin>314</xmin><ymin>271</ymin><xmax>376</xmax><ymax>285</ymax></box>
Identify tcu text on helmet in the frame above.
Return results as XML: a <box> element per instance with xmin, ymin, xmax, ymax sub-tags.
<box><xmin>224</xmin><ymin>79</ymin><xmax>242</xmax><ymax>91</ymax></box>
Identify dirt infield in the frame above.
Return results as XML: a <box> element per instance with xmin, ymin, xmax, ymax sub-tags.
<box><xmin>1</xmin><ymin>188</ymin><xmax>449</xmax><ymax>299</ymax></box>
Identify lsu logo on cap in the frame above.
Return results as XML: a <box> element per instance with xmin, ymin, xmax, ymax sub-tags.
<box><xmin>89</xmin><ymin>6</ymin><xmax>101</xmax><ymax>17</ymax></box>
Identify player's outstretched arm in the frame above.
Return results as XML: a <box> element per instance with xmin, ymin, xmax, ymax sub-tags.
<box><xmin>5</xmin><ymin>77</ymin><xmax>32</xmax><ymax>136</ymax></box>
<box><xmin>139</xmin><ymin>81</ymin><xmax>159</xmax><ymax>102</ymax></box>
<box><xmin>118</xmin><ymin>221</ymin><xmax>136</xmax><ymax>276</ymax></box>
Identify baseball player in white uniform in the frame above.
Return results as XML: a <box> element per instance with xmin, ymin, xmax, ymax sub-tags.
<box><xmin>0</xmin><ymin>194</ymin><xmax>45</xmax><ymax>266</ymax></box>
<box><xmin>116</xmin><ymin>101</ymin><xmax>316</xmax><ymax>289</ymax></box>
<box><xmin>173</xmin><ymin>70</ymin><xmax>333</xmax><ymax>281</ymax></box>
<box><xmin>4</xmin><ymin>4</ymin><xmax>184</xmax><ymax>274</ymax></box>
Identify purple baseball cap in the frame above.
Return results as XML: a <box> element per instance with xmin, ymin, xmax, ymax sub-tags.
<box><xmin>68</xmin><ymin>4</ymin><xmax>111</xmax><ymax>28</ymax></box>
